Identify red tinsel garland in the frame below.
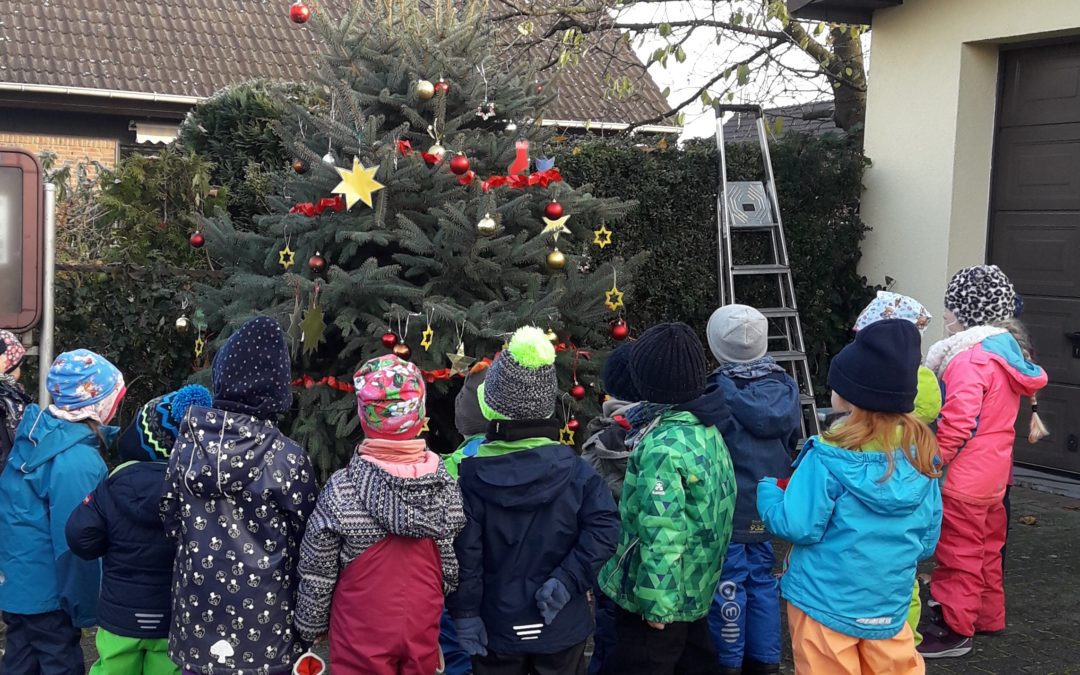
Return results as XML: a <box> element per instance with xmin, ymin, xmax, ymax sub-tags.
<box><xmin>481</xmin><ymin>168</ymin><xmax>562</xmax><ymax>192</ymax></box>
<box><xmin>289</xmin><ymin>195</ymin><xmax>346</xmax><ymax>218</ymax></box>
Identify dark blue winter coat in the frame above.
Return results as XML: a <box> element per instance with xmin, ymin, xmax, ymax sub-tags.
<box><xmin>66</xmin><ymin>460</ymin><xmax>174</xmax><ymax>638</ymax></box>
<box><xmin>700</xmin><ymin>369</ymin><xmax>801</xmax><ymax>543</ymax></box>
<box><xmin>447</xmin><ymin>437</ymin><xmax>619</xmax><ymax>655</ymax></box>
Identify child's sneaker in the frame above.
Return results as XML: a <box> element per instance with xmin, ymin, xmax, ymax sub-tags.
<box><xmin>917</xmin><ymin>623</ymin><xmax>973</xmax><ymax>659</ymax></box>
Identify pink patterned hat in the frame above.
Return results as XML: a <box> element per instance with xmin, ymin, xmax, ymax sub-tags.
<box><xmin>0</xmin><ymin>330</ymin><xmax>25</xmax><ymax>374</ymax></box>
<box><xmin>353</xmin><ymin>354</ymin><xmax>427</xmax><ymax>440</ymax></box>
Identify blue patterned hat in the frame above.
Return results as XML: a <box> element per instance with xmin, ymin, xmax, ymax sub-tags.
<box><xmin>118</xmin><ymin>385</ymin><xmax>213</xmax><ymax>462</ymax></box>
<box><xmin>47</xmin><ymin>349</ymin><xmax>122</xmax><ymax>411</ymax></box>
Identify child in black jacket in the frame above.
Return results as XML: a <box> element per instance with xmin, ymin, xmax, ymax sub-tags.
<box><xmin>66</xmin><ymin>385</ymin><xmax>211</xmax><ymax>675</ymax></box>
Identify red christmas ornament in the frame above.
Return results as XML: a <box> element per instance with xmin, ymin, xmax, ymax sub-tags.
<box><xmin>544</xmin><ymin>201</ymin><xmax>564</xmax><ymax>220</ymax></box>
<box><xmin>308</xmin><ymin>252</ymin><xmax>327</xmax><ymax>274</ymax></box>
<box><xmin>381</xmin><ymin>332</ymin><xmax>400</xmax><ymax>349</ymax></box>
<box><xmin>393</xmin><ymin>343</ymin><xmax>412</xmax><ymax>360</ymax></box>
<box><xmin>434</xmin><ymin>79</ymin><xmax>450</xmax><ymax>95</ymax></box>
<box><xmin>189</xmin><ymin>231</ymin><xmax>205</xmax><ymax>248</ymax></box>
<box><xmin>569</xmin><ymin>382</ymin><xmax>586</xmax><ymax>401</ymax></box>
<box><xmin>449</xmin><ymin>154</ymin><xmax>471</xmax><ymax>176</ymax></box>
<box><xmin>567</xmin><ymin>416</ymin><xmax>581</xmax><ymax>432</ymax></box>
<box><xmin>289</xmin><ymin>1</ymin><xmax>311</xmax><ymax>23</ymax></box>
<box><xmin>292</xmin><ymin>159</ymin><xmax>307</xmax><ymax>174</ymax></box>
<box><xmin>610</xmin><ymin>318</ymin><xmax>629</xmax><ymax>341</ymax></box>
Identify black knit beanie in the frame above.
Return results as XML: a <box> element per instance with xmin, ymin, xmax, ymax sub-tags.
<box><xmin>828</xmin><ymin>320</ymin><xmax>920</xmax><ymax>413</ymax></box>
<box><xmin>629</xmin><ymin>322</ymin><xmax>707</xmax><ymax>404</ymax></box>
<box><xmin>602</xmin><ymin>343</ymin><xmax>640</xmax><ymax>402</ymax></box>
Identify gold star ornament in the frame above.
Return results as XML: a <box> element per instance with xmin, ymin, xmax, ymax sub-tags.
<box><xmin>278</xmin><ymin>245</ymin><xmax>296</xmax><ymax>270</ymax></box>
<box><xmin>421</xmin><ymin>418</ymin><xmax>430</xmax><ymax>433</ymax></box>
<box><xmin>446</xmin><ymin>342</ymin><xmax>476</xmax><ymax>376</ymax></box>
<box><xmin>421</xmin><ymin>325</ymin><xmax>435</xmax><ymax>352</ymax></box>
<box><xmin>593</xmin><ymin>224</ymin><xmax>612</xmax><ymax>249</ymax></box>
<box><xmin>542</xmin><ymin>214</ymin><xmax>571</xmax><ymax>240</ymax></box>
<box><xmin>194</xmin><ymin>335</ymin><xmax>206</xmax><ymax>358</ymax></box>
<box><xmin>332</xmin><ymin>157</ymin><xmax>385</xmax><ymax>209</ymax></box>
<box><xmin>605</xmin><ymin>284</ymin><xmax>624</xmax><ymax>312</ymax></box>
<box><xmin>560</xmin><ymin>424</ymin><xmax>576</xmax><ymax>446</ymax></box>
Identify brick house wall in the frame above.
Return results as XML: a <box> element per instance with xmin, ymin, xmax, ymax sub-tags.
<box><xmin>0</xmin><ymin>132</ymin><xmax>118</xmax><ymax>172</ymax></box>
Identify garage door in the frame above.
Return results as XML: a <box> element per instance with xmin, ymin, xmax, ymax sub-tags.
<box><xmin>990</xmin><ymin>42</ymin><xmax>1080</xmax><ymax>474</ymax></box>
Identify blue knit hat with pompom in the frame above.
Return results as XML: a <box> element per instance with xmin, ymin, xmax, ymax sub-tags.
<box><xmin>117</xmin><ymin>384</ymin><xmax>213</xmax><ymax>462</ymax></box>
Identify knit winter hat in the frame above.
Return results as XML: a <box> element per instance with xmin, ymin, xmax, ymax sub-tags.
<box><xmin>0</xmin><ymin>331</ymin><xmax>25</xmax><ymax>375</ymax></box>
<box><xmin>707</xmin><ymin>304</ymin><xmax>769</xmax><ymax>363</ymax></box>
<box><xmin>480</xmin><ymin>326</ymin><xmax>558</xmax><ymax>420</ymax></box>
<box><xmin>455</xmin><ymin>363</ymin><xmax>489</xmax><ymax>437</ymax></box>
<box><xmin>117</xmin><ymin>384</ymin><xmax>213</xmax><ymax>463</ymax></box>
<box><xmin>629</xmin><ymin>322</ymin><xmax>707</xmax><ymax>404</ymax></box>
<box><xmin>828</xmin><ymin>320</ymin><xmax>920</xmax><ymax>413</ymax></box>
<box><xmin>354</xmin><ymin>354</ymin><xmax>427</xmax><ymax>440</ymax></box>
<box><xmin>212</xmin><ymin>316</ymin><xmax>293</xmax><ymax>419</ymax></box>
<box><xmin>854</xmin><ymin>291</ymin><xmax>932</xmax><ymax>335</ymax></box>
<box><xmin>47</xmin><ymin>349</ymin><xmax>123</xmax><ymax>412</ymax></box>
<box><xmin>944</xmin><ymin>265</ymin><xmax>1016</xmax><ymax>329</ymax></box>
<box><xmin>602</xmin><ymin>343</ymin><xmax>640</xmax><ymax>402</ymax></box>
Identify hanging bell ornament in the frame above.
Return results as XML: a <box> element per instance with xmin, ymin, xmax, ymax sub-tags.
<box><xmin>434</xmin><ymin>79</ymin><xmax>450</xmax><ymax>95</ymax></box>
<box><xmin>544</xmin><ymin>201</ymin><xmax>564</xmax><ymax>220</ymax></box>
<box><xmin>308</xmin><ymin>251</ymin><xmax>327</xmax><ymax>274</ymax></box>
<box><xmin>393</xmin><ymin>343</ymin><xmax>413</xmax><ymax>360</ymax></box>
<box><xmin>291</xmin><ymin>159</ymin><xmax>307</xmax><ymax>174</ymax></box>
<box><xmin>610</xmin><ymin>318</ymin><xmax>629</xmax><ymax>341</ymax></box>
<box><xmin>175</xmin><ymin>316</ymin><xmax>191</xmax><ymax>333</ymax></box>
<box><xmin>381</xmin><ymin>332</ymin><xmax>400</xmax><ymax>349</ymax></box>
<box><xmin>476</xmin><ymin>213</ymin><xmax>497</xmax><ymax>237</ymax></box>
<box><xmin>417</xmin><ymin>80</ymin><xmax>435</xmax><ymax>101</ymax></box>
<box><xmin>570</xmin><ymin>382</ymin><xmax>587</xmax><ymax>401</ymax></box>
<box><xmin>547</xmin><ymin>248</ymin><xmax>566</xmax><ymax>270</ymax></box>
<box><xmin>189</xmin><ymin>231</ymin><xmax>205</xmax><ymax>248</ymax></box>
<box><xmin>289</xmin><ymin>1</ymin><xmax>311</xmax><ymax>24</ymax></box>
<box><xmin>567</xmin><ymin>415</ymin><xmax>581</xmax><ymax>432</ymax></box>
<box><xmin>545</xmin><ymin>328</ymin><xmax>558</xmax><ymax>344</ymax></box>
<box><xmin>449</xmin><ymin>154</ymin><xmax>470</xmax><ymax>175</ymax></box>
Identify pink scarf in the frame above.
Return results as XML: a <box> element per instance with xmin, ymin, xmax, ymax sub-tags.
<box><xmin>358</xmin><ymin>438</ymin><xmax>439</xmax><ymax>478</ymax></box>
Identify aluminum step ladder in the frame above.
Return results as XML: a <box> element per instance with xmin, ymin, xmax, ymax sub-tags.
<box><xmin>714</xmin><ymin>104</ymin><xmax>820</xmax><ymax>440</ymax></box>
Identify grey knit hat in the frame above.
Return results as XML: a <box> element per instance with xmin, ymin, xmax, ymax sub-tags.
<box><xmin>480</xmin><ymin>326</ymin><xmax>558</xmax><ymax>420</ymax></box>
<box><xmin>707</xmin><ymin>304</ymin><xmax>768</xmax><ymax>363</ymax></box>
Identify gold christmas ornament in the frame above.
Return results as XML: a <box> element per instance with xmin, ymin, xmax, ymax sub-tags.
<box><xmin>476</xmin><ymin>213</ymin><xmax>498</xmax><ymax>236</ymax></box>
<box><xmin>428</xmin><ymin>143</ymin><xmax>446</xmax><ymax>160</ymax></box>
<box><xmin>175</xmin><ymin>316</ymin><xmax>191</xmax><ymax>333</ymax></box>
<box><xmin>332</xmin><ymin>157</ymin><xmax>385</xmax><ymax>209</ymax></box>
<box><xmin>194</xmin><ymin>335</ymin><xmax>206</xmax><ymax>358</ymax></box>
<box><xmin>446</xmin><ymin>342</ymin><xmax>477</xmax><ymax>376</ymax></box>
<box><xmin>593</xmin><ymin>224</ymin><xmax>613</xmax><ymax>249</ymax></box>
<box><xmin>545</xmin><ymin>328</ymin><xmax>558</xmax><ymax>344</ymax></box>
<box><xmin>560</xmin><ymin>424</ymin><xmax>576</xmax><ymax>446</ymax></box>
<box><xmin>542</xmin><ymin>214</ymin><xmax>571</xmax><ymax>240</ymax></box>
<box><xmin>278</xmin><ymin>244</ymin><xmax>296</xmax><ymax>270</ymax></box>
<box><xmin>421</xmin><ymin>325</ymin><xmax>435</xmax><ymax>352</ymax></box>
<box><xmin>547</xmin><ymin>248</ymin><xmax>566</xmax><ymax>270</ymax></box>
<box><xmin>605</xmin><ymin>284</ymin><xmax>625</xmax><ymax>311</ymax></box>
<box><xmin>417</xmin><ymin>79</ymin><xmax>436</xmax><ymax>100</ymax></box>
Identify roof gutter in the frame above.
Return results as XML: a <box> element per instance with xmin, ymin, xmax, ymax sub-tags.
<box><xmin>0</xmin><ymin>81</ymin><xmax>202</xmax><ymax>105</ymax></box>
<box><xmin>541</xmin><ymin>118</ymin><xmax>682</xmax><ymax>135</ymax></box>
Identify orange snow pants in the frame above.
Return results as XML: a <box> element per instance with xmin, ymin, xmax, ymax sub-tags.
<box><xmin>787</xmin><ymin>605</ymin><xmax>924</xmax><ymax>675</ymax></box>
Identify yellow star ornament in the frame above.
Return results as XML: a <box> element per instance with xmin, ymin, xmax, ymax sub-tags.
<box><xmin>278</xmin><ymin>245</ymin><xmax>295</xmax><ymax>270</ymax></box>
<box><xmin>560</xmin><ymin>424</ymin><xmax>576</xmax><ymax>446</ymax></box>
<box><xmin>605</xmin><ymin>284</ymin><xmax>624</xmax><ymax>312</ymax></box>
<box><xmin>421</xmin><ymin>326</ymin><xmax>435</xmax><ymax>352</ymax></box>
<box><xmin>421</xmin><ymin>418</ymin><xmax>430</xmax><ymax>433</ymax></box>
<box><xmin>332</xmin><ymin>157</ymin><xmax>384</xmax><ymax>209</ymax></box>
<box><xmin>542</xmin><ymin>215</ymin><xmax>571</xmax><ymax>240</ymax></box>
<box><xmin>593</xmin><ymin>224</ymin><xmax>612</xmax><ymax>249</ymax></box>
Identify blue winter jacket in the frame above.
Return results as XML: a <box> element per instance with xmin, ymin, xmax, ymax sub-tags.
<box><xmin>66</xmin><ymin>460</ymin><xmax>174</xmax><ymax>638</ymax></box>
<box><xmin>0</xmin><ymin>404</ymin><xmax>116</xmax><ymax>627</ymax></box>
<box><xmin>447</xmin><ymin>440</ymin><xmax>619</xmax><ymax>655</ymax></box>
<box><xmin>703</xmin><ymin>370</ymin><xmax>800</xmax><ymax>542</ymax></box>
<box><xmin>758</xmin><ymin>436</ymin><xmax>942</xmax><ymax>639</ymax></box>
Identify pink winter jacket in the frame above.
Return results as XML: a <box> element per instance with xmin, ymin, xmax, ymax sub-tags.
<box><xmin>934</xmin><ymin>332</ymin><xmax>1047</xmax><ymax>505</ymax></box>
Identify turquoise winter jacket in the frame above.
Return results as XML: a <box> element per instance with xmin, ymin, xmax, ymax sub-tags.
<box><xmin>0</xmin><ymin>404</ymin><xmax>116</xmax><ymax>627</ymax></box>
<box><xmin>758</xmin><ymin>436</ymin><xmax>941</xmax><ymax>640</ymax></box>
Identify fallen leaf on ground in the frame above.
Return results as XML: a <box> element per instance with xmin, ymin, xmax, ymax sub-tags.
<box><xmin>1019</xmin><ymin>515</ymin><xmax>1038</xmax><ymax>526</ymax></box>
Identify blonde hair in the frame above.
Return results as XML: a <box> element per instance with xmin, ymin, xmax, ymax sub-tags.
<box><xmin>823</xmin><ymin>407</ymin><xmax>941</xmax><ymax>480</ymax></box>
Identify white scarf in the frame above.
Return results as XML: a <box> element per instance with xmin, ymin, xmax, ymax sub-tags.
<box><xmin>925</xmin><ymin>325</ymin><xmax>1007</xmax><ymax>376</ymax></box>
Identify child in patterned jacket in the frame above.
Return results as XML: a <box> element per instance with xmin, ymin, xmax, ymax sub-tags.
<box><xmin>295</xmin><ymin>354</ymin><xmax>465</xmax><ymax>675</ymax></box>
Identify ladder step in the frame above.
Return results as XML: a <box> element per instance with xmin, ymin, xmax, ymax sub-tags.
<box><xmin>769</xmin><ymin>350</ymin><xmax>808</xmax><ymax>362</ymax></box>
<box><xmin>731</xmin><ymin>221</ymin><xmax>780</xmax><ymax>232</ymax></box>
<box><xmin>800</xmin><ymin>395</ymin><xmax>816</xmax><ymax>405</ymax></box>
<box><xmin>758</xmin><ymin>307</ymin><xmax>799</xmax><ymax>319</ymax></box>
<box><xmin>732</xmin><ymin>264</ymin><xmax>790</xmax><ymax>276</ymax></box>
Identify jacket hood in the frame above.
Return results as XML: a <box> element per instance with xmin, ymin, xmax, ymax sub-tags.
<box><xmin>12</xmin><ymin>404</ymin><xmax>117</xmax><ymax>472</ymax></box>
<box><xmin>172</xmin><ymin>405</ymin><xmax>283</xmax><ymax>499</ymax></box>
<box><xmin>796</xmin><ymin>437</ymin><xmax>933</xmax><ymax>516</ymax></box>
<box><xmin>111</xmin><ymin>462</ymin><xmax>168</xmax><ymax>527</ymax></box>
<box><xmin>347</xmin><ymin>453</ymin><xmax>459</xmax><ymax>539</ymax></box>
<box><xmin>980</xmin><ymin>334</ymin><xmax>1046</xmax><ymax>396</ymax></box>
<box><xmin>464</xmin><ymin>443</ymin><xmax>576</xmax><ymax>510</ymax></box>
<box><xmin>678</xmin><ymin>388</ymin><xmax>731</xmax><ymax>429</ymax></box>
<box><xmin>707</xmin><ymin>372</ymin><xmax>801</xmax><ymax>439</ymax></box>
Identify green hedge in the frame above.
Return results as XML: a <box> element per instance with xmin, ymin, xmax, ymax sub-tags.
<box><xmin>557</xmin><ymin>134</ymin><xmax>874</xmax><ymax>399</ymax></box>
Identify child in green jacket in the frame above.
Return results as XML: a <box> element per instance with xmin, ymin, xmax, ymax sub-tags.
<box><xmin>600</xmin><ymin>323</ymin><xmax>738</xmax><ymax>675</ymax></box>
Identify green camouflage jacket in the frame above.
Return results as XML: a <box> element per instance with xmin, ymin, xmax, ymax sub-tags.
<box><xmin>599</xmin><ymin>410</ymin><xmax>737</xmax><ymax>624</ymax></box>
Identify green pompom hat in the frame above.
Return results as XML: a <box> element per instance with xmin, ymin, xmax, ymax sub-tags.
<box><xmin>480</xmin><ymin>326</ymin><xmax>558</xmax><ymax>421</ymax></box>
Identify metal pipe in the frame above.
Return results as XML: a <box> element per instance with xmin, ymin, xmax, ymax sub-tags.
<box><xmin>38</xmin><ymin>182</ymin><xmax>56</xmax><ymax>406</ymax></box>
<box><xmin>0</xmin><ymin>81</ymin><xmax>202</xmax><ymax>106</ymax></box>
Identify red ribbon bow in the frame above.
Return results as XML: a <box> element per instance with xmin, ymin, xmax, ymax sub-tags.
<box><xmin>289</xmin><ymin>195</ymin><xmax>345</xmax><ymax>218</ymax></box>
<box><xmin>481</xmin><ymin>168</ymin><xmax>563</xmax><ymax>193</ymax></box>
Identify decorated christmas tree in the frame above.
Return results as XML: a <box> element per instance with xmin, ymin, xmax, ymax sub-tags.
<box><xmin>195</xmin><ymin>0</ymin><xmax>640</xmax><ymax>476</ymax></box>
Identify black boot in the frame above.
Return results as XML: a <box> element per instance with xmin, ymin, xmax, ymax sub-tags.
<box><xmin>742</xmin><ymin>660</ymin><xmax>781</xmax><ymax>675</ymax></box>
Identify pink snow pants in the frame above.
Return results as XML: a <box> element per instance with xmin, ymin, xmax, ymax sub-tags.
<box><xmin>930</xmin><ymin>495</ymin><xmax>1008</xmax><ymax>636</ymax></box>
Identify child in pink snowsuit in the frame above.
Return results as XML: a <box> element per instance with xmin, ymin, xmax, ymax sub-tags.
<box><xmin>917</xmin><ymin>266</ymin><xmax>1047</xmax><ymax>660</ymax></box>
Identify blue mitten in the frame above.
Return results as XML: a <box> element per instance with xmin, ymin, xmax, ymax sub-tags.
<box><xmin>535</xmin><ymin>578</ymin><xmax>571</xmax><ymax>625</ymax></box>
<box><xmin>453</xmin><ymin>616</ymin><xmax>488</xmax><ymax>656</ymax></box>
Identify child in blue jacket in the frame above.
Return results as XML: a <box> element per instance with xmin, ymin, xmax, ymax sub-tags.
<box><xmin>758</xmin><ymin>320</ymin><xmax>942</xmax><ymax>674</ymax></box>
<box><xmin>0</xmin><ymin>350</ymin><xmax>126</xmax><ymax>674</ymax></box>
<box><xmin>66</xmin><ymin>385</ymin><xmax>212</xmax><ymax>675</ymax></box>
<box><xmin>703</xmin><ymin>305</ymin><xmax>801</xmax><ymax>675</ymax></box>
